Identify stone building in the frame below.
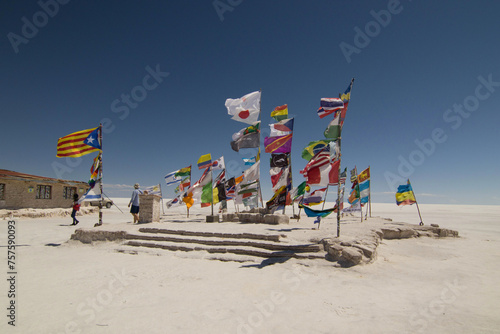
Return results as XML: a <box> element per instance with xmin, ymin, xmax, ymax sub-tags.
<box><xmin>0</xmin><ymin>169</ymin><xmax>89</xmax><ymax>210</ymax></box>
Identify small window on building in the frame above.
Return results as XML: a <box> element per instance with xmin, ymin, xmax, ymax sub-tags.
<box><xmin>36</xmin><ymin>185</ymin><xmax>52</xmax><ymax>199</ymax></box>
<box><xmin>63</xmin><ymin>187</ymin><xmax>76</xmax><ymax>199</ymax></box>
<box><xmin>0</xmin><ymin>184</ymin><xmax>5</xmax><ymax>200</ymax></box>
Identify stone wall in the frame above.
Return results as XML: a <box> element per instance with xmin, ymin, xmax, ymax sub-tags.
<box><xmin>139</xmin><ymin>194</ymin><xmax>161</xmax><ymax>223</ymax></box>
<box><xmin>0</xmin><ymin>179</ymin><xmax>88</xmax><ymax>210</ymax></box>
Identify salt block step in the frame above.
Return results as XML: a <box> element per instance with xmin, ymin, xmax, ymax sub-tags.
<box><xmin>139</xmin><ymin>227</ymin><xmax>283</xmax><ymax>242</ymax></box>
<box><xmin>126</xmin><ymin>232</ymin><xmax>322</xmax><ymax>253</ymax></box>
<box><xmin>125</xmin><ymin>240</ymin><xmax>326</xmax><ymax>260</ymax></box>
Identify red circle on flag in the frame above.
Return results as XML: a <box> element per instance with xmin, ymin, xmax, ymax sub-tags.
<box><xmin>238</xmin><ymin>110</ymin><xmax>250</xmax><ymax>119</ymax></box>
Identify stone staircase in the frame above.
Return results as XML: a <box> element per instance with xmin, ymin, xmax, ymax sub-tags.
<box><xmin>114</xmin><ymin>227</ymin><xmax>326</xmax><ymax>263</ymax></box>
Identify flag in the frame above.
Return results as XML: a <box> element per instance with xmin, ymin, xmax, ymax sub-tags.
<box><xmin>343</xmin><ymin>202</ymin><xmax>361</xmax><ymax>213</ymax></box>
<box><xmin>243</xmin><ymin>160</ymin><xmax>260</xmax><ymax>182</ymax></box>
<box><xmin>57</xmin><ymin>127</ymin><xmax>101</xmax><ymax>158</ymax></box>
<box><xmin>340</xmin><ymin>79</ymin><xmax>353</xmax><ymax>103</ymax></box>
<box><xmin>269</xmin><ymin>118</ymin><xmax>294</xmax><ymax>137</ymax></box>
<box><xmin>243</xmin><ymin>194</ymin><xmax>259</xmax><ymax>209</ymax></box>
<box><xmin>90</xmin><ymin>154</ymin><xmax>100</xmax><ymax>175</ymax></box>
<box><xmin>225</xmin><ymin>177</ymin><xmax>236</xmax><ymax>200</ymax></box>
<box><xmin>264</xmin><ymin>134</ymin><xmax>293</xmax><ymax>154</ymax></box>
<box><xmin>350</xmin><ymin>167</ymin><xmax>358</xmax><ymax>183</ymax></box>
<box><xmin>270</xmin><ymin>104</ymin><xmax>288</xmax><ymax>122</ymax></box>
<box><xmin>179</xmin><ymin>177</ymin><xmax>191</xmax><ymax>191</ymax></box>
<box><xmin>212</xmin><ymin>156</ymin><xmax>225</xmax><ymax>170</ymax></box>
<box><xmin>231</xmin><ymin>132</ymin><xmax>260</xmax><ymax>151</ymax></box>
<box><xmin>396</xmin><ymin>180</ymin><xmax>416</xmax><ymax>206</ymax></box>
<box><xmin>225</xmin><ymin>91</ymin><xmax>261</xmax><ymax>124</ymax></box>
<box><xmin>164</xmin><ymin>166</ymin><xmax>191</xmax><ymax>186</ymax></box>
<box><xmin>303</xmin><ymin>160</ymin><xmax>340</xmax><ymax>187</ymax></box>
<box><xmin>359</xmin><ymin>180</ymin><xmax>370</xmax><ymax>204</ymax></box>
<box><xmin>243</xmin><ymin>157</ymin><xmax>256</xmax><ymax>166</ymax></box>
<box><xmin>358</xmin><ymin>167</ymin><xmax>370</xmax><ymax>183</ymax></box>
<box><xmin>338</xmin><ymin>79</ymin><xmax>354</xmax><ymax>126</ymax></box>
<box><xmin>270</xmin><ymin>154</ymin><xmax>288</xmax><ymax>168</ymax></box>
<box><xmin>317</xmin><ymin>98</ymin><xmax>344</xmax><ymax>119</ymax></box>
<box><xmin>201</xmin><ymin>182</ymin><xmax>213</xmax><ymax>205</ymax></box>
<box><xmin>299</xmin><ymin>203</ymin><xmax>336</xmax><ymax>218</ymax></box>
<box><xmin>301</xmin><ymin>140</ymin><xmax>333</xmax><ymax>161</ymax></box>
<box><xmin>213</xmin><ymin>183</ymin><xmax>227</xmax><ymax>204</ymax></box>
<box><xmin>78</xmin><ymin>181</ymin><xmax>102</xmax><ymax>203</ymax></box>
<box><xmin>232</xmin><ymin>122</ymin><xmax>260</xmax><ymax>140</ymax></box>
<box><xmin>197</xmin><ymin>154</ymin><xmax>212</xmax><ymax>170</ymax></box>
<box><xmin>238</xmin><ymin>180</ymin><xmax>259</xmax><ymax>195</ymax></box>
<box><xmin>303</xmin><ymin>187</ymin><xmax>327</xmax><ymax>206</ymax></box>
<box><xmin>324</xmin><ymin>115</ymin><xmax>341</xmax><ymax>140</ymax></box>
<box><xmin>270</xmin><ymin>166</ymin><xmax>289</xmax><ymax>193</ymax></box>
<box><xmin>290</xmin><ymin>181</ymin><xmax>307</xmax><ymax>202</ymax></box>
<box><xmin>144</xmin><ymin>184</ymin><xmax>162</xmax><ymax>196</ymax></box>
<box><xmin>166</xmin><ymin>195</ymin><xmax>184</xmax><ymax>209</ymax></box>
<box><xmin>266</xmin><ymin>186</ymin><xmax>287</xmax><ymax>213</ymax></box>
<box><xmin>348</xmin><ymin>185</ymin><xmax>360</xmax><ymax>204</ymax></box>
<box><xmin>340</xmin><ymin>168</ymin><xmax>347</xmax><ymax>184</ymax></box>
<box><xmin>88</xmin><ymin>154</ymin><xmax>100</xmax><ymax>188</ymax></box>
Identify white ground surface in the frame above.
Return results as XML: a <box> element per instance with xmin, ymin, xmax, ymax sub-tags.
<box><xmin>1</xmin><ymin>199</ymin><xmax>499</xmax><ymax>334</ymax></box>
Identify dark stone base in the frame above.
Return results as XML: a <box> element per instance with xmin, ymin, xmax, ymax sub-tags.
<box><xmin>206</xmin><ymin>215</ymin><xmax>220</xmax><ymax>223</ymax></box>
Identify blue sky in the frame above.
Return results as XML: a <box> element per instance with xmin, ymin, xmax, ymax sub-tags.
<box><xmin>1</xmin><ymin>0</ymin><xmax>499</xmax><ymax>204</ymax></box>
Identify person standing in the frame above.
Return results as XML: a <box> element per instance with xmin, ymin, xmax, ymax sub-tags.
<box><xmin>71</xmin><ymin>193</ymin><xmax>81</xmax><ymax>225</ymax></box>
<box><xmin>128</xmin><ymin>183</ymin><xmax>142</xmax><ymax>224</ymax></box>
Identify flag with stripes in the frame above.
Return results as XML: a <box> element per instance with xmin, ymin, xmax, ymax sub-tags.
<box><xmin>317</xmin><ymin>98</ymin><xmax>344</xmax><ymax>119</ymax></box>
<box><xmin>56</xmin><ymin>127</ymin><xmax>101</xmax><ymax>158</ymax></box>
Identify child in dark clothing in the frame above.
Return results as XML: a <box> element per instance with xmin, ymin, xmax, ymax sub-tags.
<box><xmin>71</xmin><ymin>193</ymin><xmax>81</xmax><ymax>225</ymax></box>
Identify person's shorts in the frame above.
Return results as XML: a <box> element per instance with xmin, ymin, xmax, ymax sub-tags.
<box><xmin>130</xmin><ymin>205</ymin><xmax>140</xmax><ymax>214</ymax></box>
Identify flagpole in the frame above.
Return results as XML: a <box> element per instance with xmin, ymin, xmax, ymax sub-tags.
<box><xmin>160</xmin><ymin>183</ymin><xmax>165</xmax><ymax>215</ymax></box>
<box><xmin>368</xmin><ymin>165</ymin><xmax>372</xmax><ymax>218</ymax></box>
<box><xmin>409</xmin><ymin>178</ymin><xmax>424</xmax><ymax>225</ymax></box>
<box><xmin>288</xmin><ymin>153</ymin><xmax>294</xmax><ymax>217</ymax></box>
<box><xmin>96</xmin><ymin>123</ymin><xmax>103</xmax><ymax>227</ymax></box>
<box><xmin>258</xmin><ymin>89</ymin><xmax>264</xmax><ymax>208</ymax></box>
<box><xmin>337</xmin><ymin>78</ymin><xmax>354</xmax><ymax>236</ymax></box>
<box><xmin>322</xmin><ymin>185</ymin><xmax>329</xmax><ymax>210</ymax></box>
<box><xmin>210</xmin><ymin>166</ymin><xmax>214</xmax><ymax>216</ymax></box>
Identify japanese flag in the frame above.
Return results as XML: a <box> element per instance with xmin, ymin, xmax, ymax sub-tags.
<box><xmin>225</xmin><ymin>91</ymin><xmax>261</xmax><ymax>124</ymax></box>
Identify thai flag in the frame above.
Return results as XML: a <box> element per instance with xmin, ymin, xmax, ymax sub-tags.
<box><xmin>317</xmin><ymin>98</ymin><xmax>344</xmax><ymax>119</ymax></box>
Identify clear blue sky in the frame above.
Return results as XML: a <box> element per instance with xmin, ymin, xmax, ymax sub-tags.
<box><xmin>1</xmin><ymin>0</ymin><xmax>499</xmax><ymax>204</ymax></box>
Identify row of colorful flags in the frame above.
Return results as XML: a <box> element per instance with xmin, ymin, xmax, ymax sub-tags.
<box><xmin>54</xmin><ymin>79</ymin><xmax>425</xmax><ymax>226</ymax></box>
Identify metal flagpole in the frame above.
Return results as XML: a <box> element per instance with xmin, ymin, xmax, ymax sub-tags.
<box><xmin>409</xmin><ymin>178</ymin><xmax>424</xmax><ymax>226</ymax></box>
<box><xmin>95</xmin><ymin>123</ymin><xmax>103</xmax><ymax>227</ymax></box>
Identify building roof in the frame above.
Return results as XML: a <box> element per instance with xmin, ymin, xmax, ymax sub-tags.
<box><xmin>0</xmin><ymin>169</ymin><xmax>88</xmax><ymax>186</ymax></box>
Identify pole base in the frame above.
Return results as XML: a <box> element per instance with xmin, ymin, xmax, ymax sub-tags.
<box><xmin>206</xmin><ymin>215</ymin><xmax>219</xmax><ymax>223</ymax></box>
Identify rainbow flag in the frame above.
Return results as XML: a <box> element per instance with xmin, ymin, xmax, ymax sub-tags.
<box><xmin>56</xmin><ymin>127</ymin><xmax>101</xmax><ymax>158</ymax></box>
<box><xmin>396</xmin><ymin>180</ymin><xmax>416</xmax><ymax>206</ymax></box>
<box><xmin>197</xmin><ymin>154</ymin><xmax>212</xmax><ymax>170</ymax></box>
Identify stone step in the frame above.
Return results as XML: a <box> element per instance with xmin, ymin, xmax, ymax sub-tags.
<box><xmin>125</xmin><ymin>232</ymin><xmax>322</xmax><ymax>253</ymax></box>
<box><xmin>124</xmin><ymin>240</ymin><xmax>326</xmax><ymax>260</ymax></box>
<box><xmin>138</xmin><ymin>227</ymin><xmax>283</xmax><ymax>242</ymax></box>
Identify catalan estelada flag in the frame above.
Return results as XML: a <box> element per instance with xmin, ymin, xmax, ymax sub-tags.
<box><xmin>396</xmin><ymin>180</ymin><xmax>416</xmax><ymax>206</ymax></box>
<box><xmin>57</xmin><ymin>127</ymin><xmax>101</xmax><ymax>158</ymax></box>
<box><xmin>197</xmin><ymin>154</ymin><xmax>212</xmax><ymax>170</ymax></box>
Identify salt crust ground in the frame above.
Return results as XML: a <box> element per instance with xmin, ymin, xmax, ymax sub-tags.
<box><xmin>0</xmin><ymin>199</ymin><xmax>499</xmax><ymax>333</ymax></box>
